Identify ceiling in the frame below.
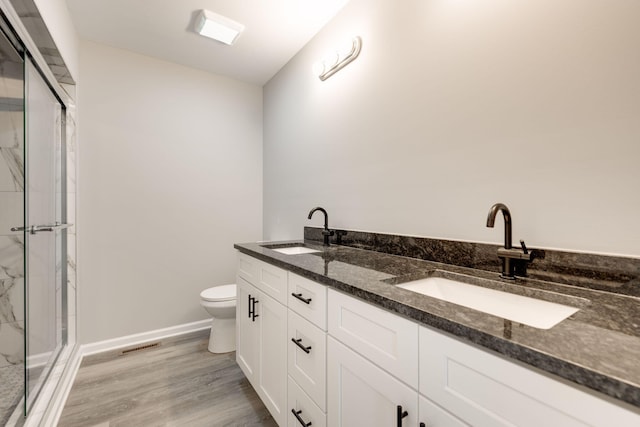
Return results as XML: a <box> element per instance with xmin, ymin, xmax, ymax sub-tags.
<box><xmin>65</xmin><ymin>0</ymin><xmax>350</xmax><ymax>86</ymax></box>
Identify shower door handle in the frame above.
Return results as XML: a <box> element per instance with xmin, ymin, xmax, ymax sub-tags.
<box><xmin>33</xmin><ymin>223</ymin><xmax>73</xmax><ymax>233</ymax></box>
<box><xmin>11</xmin><ymin>222</ymin><xmax>73</xmax><ymax>234</ymax></box>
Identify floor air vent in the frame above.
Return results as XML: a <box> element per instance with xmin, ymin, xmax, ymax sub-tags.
<box><xmin>120</xmin><ymin>342</ymin><xmax>160</xmax><ymax>355</ymax></box>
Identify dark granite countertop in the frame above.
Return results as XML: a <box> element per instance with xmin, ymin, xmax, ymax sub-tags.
<box><xmin>234</xmin><ymin>240</ymin><xmax>640</xmax><ymax>409</ymax></box>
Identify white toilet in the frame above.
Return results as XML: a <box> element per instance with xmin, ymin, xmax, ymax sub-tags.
<box><xmin>199</xmin><ymin>284</ymin><xmax>237</xmax><ymax>353</ymax></box>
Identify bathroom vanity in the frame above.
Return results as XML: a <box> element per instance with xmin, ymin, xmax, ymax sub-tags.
<box><xmin>235</xmin><ymin>232</ymin><xmax>640</xmax><ymax>427</ymax></box>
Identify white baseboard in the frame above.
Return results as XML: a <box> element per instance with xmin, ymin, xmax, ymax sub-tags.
<box><xmin>81</xmin><ymin>319</ymin><xmax>211</xmax><ymax>356</ymax></box>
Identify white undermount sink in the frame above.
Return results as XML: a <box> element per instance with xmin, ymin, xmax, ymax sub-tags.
<box><xmin>398</xmin><ymin>277</ymin><xmax>580</xmax><ymax>329</ymax></box>
<box><xmin>270</xmin><ymin>246</ymin><xmax>320</xmax><ymax>255</ymax></box>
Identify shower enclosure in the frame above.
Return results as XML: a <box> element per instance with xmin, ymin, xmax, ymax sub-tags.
<box><xmin>0</xmin><ymin>15</ymin><xmax>70</xmax><ymax>424</ymax></box>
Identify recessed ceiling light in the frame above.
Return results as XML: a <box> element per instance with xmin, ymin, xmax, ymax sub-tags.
<box><xmin>195</xmin><ymin>9</ymin><xmax>244</xmax><ymax>45</ymax></box>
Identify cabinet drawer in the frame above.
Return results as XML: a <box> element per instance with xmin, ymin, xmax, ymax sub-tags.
<box><xmin>419</xmin><ymin>326</ymin><xmax>640</xmax><ymax>427</ymax></box>
<box><xmin>288</xmin><ymin>376</ymin><xmax>326</xmax><ymax>427</ymax></box>
<box><xmin>288</xmin><ymin>310</ymin><xmax>327</xmax><ymax>411</ymax></box>
<box><xmin>238</xmin><ymin>253</ymin><xmax>288</xmax><ymax>305</ymax></box>
<box><xmin>237</xmin><ymin>252</ymin><xmax>259</xmax><ymax>284</ymax></box>
<box><xmin>328</xmin><ymin>289</ymin><xmax>418</xmax><ymax>388</ymax></box>
<box><xmin>258</xmin><ymin>260</ymin><xmax>288</xmax><ymax>305</ymax></box>
<box><xmin>288</xmin><ymin>273</ymin><xmax>327</xmax><ymax>330</ymax></box>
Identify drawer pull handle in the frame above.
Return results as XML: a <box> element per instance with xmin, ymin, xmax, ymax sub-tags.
<box><xmin>419</xmin><ymin>423</ymin><xmax>426</xmax><ymax>427</ymax></box>
<box><xmin>397</xmin><ymin>405</ymin><xmax>408</xmax><ymax>427</ymax></box>
<box><xmin>291</xmin><ymin>338</ymin><xmax>312</xmax><ymax>354</ymax></box>
<box><xmin>248</xmin><ymin>295</ymin><xmax>254</xmax><ymax>318</ymax></box>
<box><xmin>291</xmin><ymin>409</ymin><xmax>312</xmax><ymax>426</ymax></box>
<box><xmin>291</xmin><ymin>292</ymin><xmax>312</xmax><ymax>304</ymax></box>
<box><xmin>251</xmin><ymin>297</ymin><xmax>259</xmax><ymax>322</ymax></box>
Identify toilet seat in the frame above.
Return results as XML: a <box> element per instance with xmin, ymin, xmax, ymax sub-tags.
<box><xmin>200</xmin><ymin>284</ymin><xmax>236</xmax><ymax>302</ymax></box>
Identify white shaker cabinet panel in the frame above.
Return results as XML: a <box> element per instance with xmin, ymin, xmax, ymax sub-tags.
<box><xmin>236</xmin><ymin>277</ymin><xmax>259</xmax><ymax>384</ymax></box>
<box><xmin>256</xmin><ymin>289</ymin><xmax>288</xmax><ymax>426</ymax></box>
<box><xmin>237</xmin><ymin>252</ymin><xmax>259</xmax><ymax>284</ymax></box>
<box><xmin>327</xmin><ymin>336</ymin><xmax>417</xmax><ymax>427</ymax></box>
<box><xmin>238</xmin><ymin>252</ymin><xmax>288</xmax><ymax>305</ymax></box>
<box><xmin>288</xmin><ymin>310</ymin><xmax>327</xmax><ymax>411</ymax></box>
<box><xmin>419</xmin><ymin>326</ymin><xmax>640</xmax><ymax>427</ymax></box>
<box><xmin>419</xmin><ymin>395</ymin><xmax>469</xmax><ymax>427</ymax></box>
<box><xmin>257</xmin><ymin>259</ymin><xmax>288</xmax><ymax>305</ymax></box>
<box><xmin>288</xmin><ymin>376</ymin><xmax>326</xmax><ymax>427</ymax></box>
<box><xmin>288</xmin><ymin>273</ymin><xmax>327</xmax><ymax>330</ymax></box>
<box><xmin>328</xmin><ymin>289</ymin><xmax>418</xmax><ymax>388</ymax></box>
<box><xmin>236</xmin><ymin>271</ymin><xmax>288</xmax><ymax>426</ymax></box>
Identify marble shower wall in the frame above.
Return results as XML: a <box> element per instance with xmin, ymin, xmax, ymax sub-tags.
<box><xmin>0</xmin><ymin>71</ymin><xmax>25</xmax><ymax>373</ymax></box>
<box><xmin>65</xmin><ymin>101</ymin><xmax>77</xmax><ymax>344</ymax></box>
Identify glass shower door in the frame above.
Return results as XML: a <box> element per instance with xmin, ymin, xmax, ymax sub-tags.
<box><xmin>24</xmin><ymin>59</ymin><xmax>66</xmax><ymax>410</ymax></box>
<box><xmin>0</xmin><ymin>23</ymin><xmax>25</xmax><ymax>426</ymax></box>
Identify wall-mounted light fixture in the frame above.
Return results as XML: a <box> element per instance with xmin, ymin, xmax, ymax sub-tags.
<box><xmin>195</xmin><ymin>9</ymin><xmax>245</xmax><ymax>45</ymax></box>
<box><xmin>315</xmin><ymin>36</ymin><xmax>362</xmax><ymax>81</ymax></box>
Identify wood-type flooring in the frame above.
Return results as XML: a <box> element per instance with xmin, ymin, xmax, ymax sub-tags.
<box><xmin>58</xmin><ymin>330</ymin><xmax>276</xmax><ymax>427</ymax></box>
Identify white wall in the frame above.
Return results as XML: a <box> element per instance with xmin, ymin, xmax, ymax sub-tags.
<box><xmin>264</xmin><ymin>0</ymin><xmax>640</xmax><ymax>257</ymax></box>
<box><xmin>78</xmin><ymin>41</ymin><xmax>262</xmax><ymax>343</ymax></box>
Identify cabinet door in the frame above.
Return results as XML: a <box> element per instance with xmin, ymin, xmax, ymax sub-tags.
<box><xmin>257</xmin><ymin>290</ymin><xmax>288</xmax><ymax>427</ymax></box>
<box><xmin>419</xmin><ymin>395</ymin><xmax>469</xmax><ymax>427</ymax></box>
<box><xmin>327</xmin><ymin>336</ymin><xmax>417</xmax><ymax>427</ymax></box>
<box><xmin>236</xmin><ymin>277</ymin><xmax>259</xmax><ymax>384</ymax></box>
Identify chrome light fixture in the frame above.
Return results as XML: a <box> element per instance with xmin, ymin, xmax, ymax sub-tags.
<box><xmin>195</xmin><ymin>9</ymin><xmax>245</xmax><ymax>45</ymax></box>
<box><xmin>315</xmin><ymin>36</ymin><xmax>362</xmax><ymax>81</ymax></box>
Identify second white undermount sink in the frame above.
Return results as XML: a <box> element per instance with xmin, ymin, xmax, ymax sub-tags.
<box><xmin>398</xmin><ymin>276</ymin><xmax>580</xmax><ymax>329</ymax></box>
<box><xmin>271</xmin><ymin>246</ymin><xmax>320</xmax><ymax>255</ymax></box>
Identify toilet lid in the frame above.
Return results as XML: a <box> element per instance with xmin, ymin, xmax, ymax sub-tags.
<box><xmin>200</xmin><ymin>284</ymin><xmax>236</xmax><ymax>302</ymax></box>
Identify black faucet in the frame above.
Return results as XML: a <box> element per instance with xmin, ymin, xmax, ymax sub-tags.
<box><xmin>308</xmin><ymin>206</ymin><xmax>334</xmax><ymax>246</ymax></box>
<box><xmin>486</xmin><ymin>203</ymin><xmax>531</xmax><ymax>279</ymax></box>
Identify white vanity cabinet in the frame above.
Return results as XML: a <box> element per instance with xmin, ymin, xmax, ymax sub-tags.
<box><xmin>326</xmin><ymin>289</ymin><xmax>640</xmax><ymax>427</ymax></box>
<box><xmin>236</xmin><ymin>255</ymin><xmax>288</xmax><ymax>427</ymax></box>
<box><xmin>237</xmin><ymin>254</ymin><xmax>328</xmax><ymax>427</ymax></box>
<box><xmin>327</xmin><ymin>289</ymin><xmax>461</xmax><ymax>427</ymax></box>
<box><xmin>419</xmin><ymin>326</ymin><xmax>640</xmax><ymax>427</ymax></box>
<box><xmin>237</xmin><ymin>252</ymin><xmax>640</xmax><ymax>427</ymax></box>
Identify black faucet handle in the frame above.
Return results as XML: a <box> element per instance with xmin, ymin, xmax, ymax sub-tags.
<box><xmin>334</xmin><ymin>229</ymin><xmax>347</xmax><ymax>245</ymax></box>
<box><xmin>322</xmin><ymin>229</ymin><xmax>334</xmax><ymax>236</ymax></box>
<box><xmin>519</xmin><ymin>239</ymin><xmax>529</xmax><ymax>254</ymax></box>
